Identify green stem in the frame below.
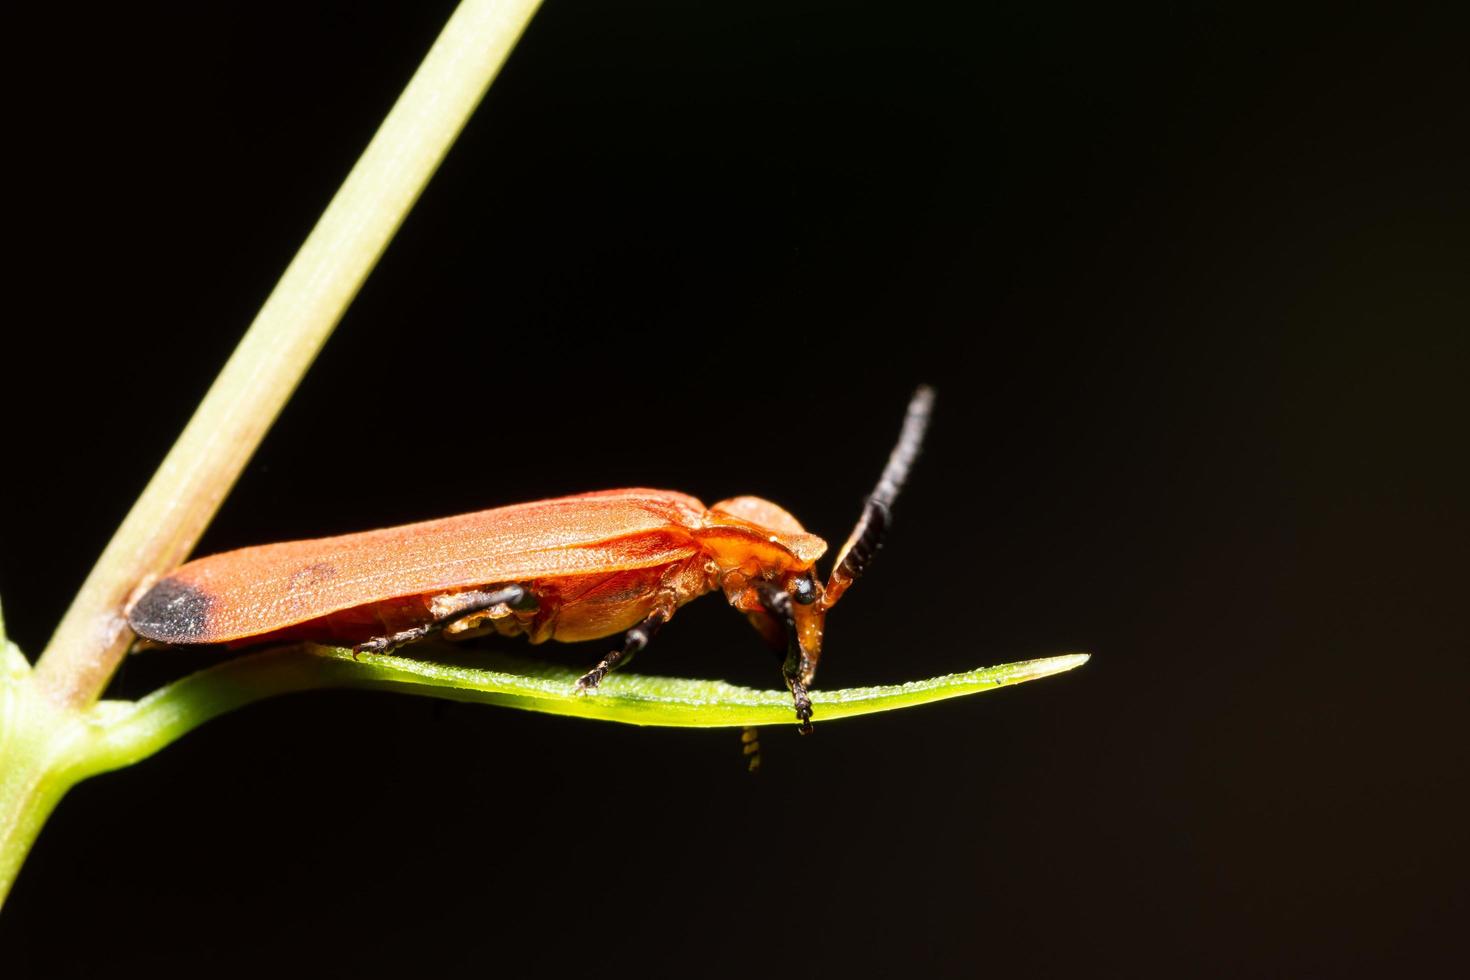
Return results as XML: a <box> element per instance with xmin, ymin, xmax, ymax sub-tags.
<box><xmin>32</xmin><ymin>0</ymin><xmax>544</xmax><ymax>711</ymax></box>
<box><xmin>5</xmin><ymin>0</ymin><xmax>543</xmax><ymax>907</ymax></box>
<box><xmin>0</xmin><ymin>641</ymin><xmax>94</xmax><ymax>905</ymax></box>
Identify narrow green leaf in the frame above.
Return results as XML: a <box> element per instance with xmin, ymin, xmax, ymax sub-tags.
<box><xmin>89</xmin><ymin>644</ymin><xmax>1089</xmax><ymax>774</ymax></box>
<box><xmin>325</xmin><ymin>646</ymin><xmax>1092</xmax><ymax>727</ymax></box>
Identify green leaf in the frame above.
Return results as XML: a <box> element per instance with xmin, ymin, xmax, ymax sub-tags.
<box><xmin>89</xmin><ymin>644</ymin><xmax>1089</xmax><ymax>774</ymax></box>
<box><xmin>324</xmin><ymin>646</ymin><xmax>1093</xmax><ymax>727</ymax></box>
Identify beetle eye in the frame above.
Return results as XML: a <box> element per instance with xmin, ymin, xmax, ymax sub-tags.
<box><xmin>790</xmin><ymin>576</ymin><xmax>817</xmax><ymax>604</ymax></box>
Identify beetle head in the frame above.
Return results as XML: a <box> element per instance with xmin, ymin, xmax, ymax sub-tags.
<box><xmin>703</xmin><ymin>384</ymin><xmax>932</xmax><ymax>730</ymax></box>
<box><xmin>702</xmin><ymin>497</ymin><xmax>830</xmax><ymax>686</ymax></box>
<box><xmin>787</xmin><ymin>569</ymin><xmax>826</xmax><ymax>686</ymax></box>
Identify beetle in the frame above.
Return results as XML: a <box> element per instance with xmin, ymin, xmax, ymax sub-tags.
<box><xmin>128</xmin><ymin>387</ymin><xmax>934</xmax><ymax>731</ymax></box>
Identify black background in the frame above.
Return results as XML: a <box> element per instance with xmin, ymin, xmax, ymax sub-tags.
<box><xmin>2</xmin><ymin>2</ymin><xmax>1466</xmax><ymax>976</ymax></box>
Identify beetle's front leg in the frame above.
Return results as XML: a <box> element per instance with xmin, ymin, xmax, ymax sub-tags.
<box><xmin>753</xmin><ymin>580</ymin><xmax>815</xmax><ymax>735</ymax></box>
<box><xmin>574</xmin><ymin>600</ymin><xmax>674</xmax><ymax>692</ymax></box>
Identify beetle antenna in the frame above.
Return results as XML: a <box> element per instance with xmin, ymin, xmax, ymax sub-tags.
<box><xmin>821</xmin><ymin>385</ymin><xmax>934</xmax><ymax>609</ymax></box>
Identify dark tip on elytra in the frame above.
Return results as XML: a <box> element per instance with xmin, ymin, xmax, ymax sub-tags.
<box><xmin>128</xmin><ymin>577</ymin><xmax>214</xmax><ymax>644</ymax></box>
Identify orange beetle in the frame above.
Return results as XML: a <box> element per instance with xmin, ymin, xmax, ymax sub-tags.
<box><xmin>129</xmin><ymin>387</ymin><xmax>934</xmax><ymax>730</ymax></box>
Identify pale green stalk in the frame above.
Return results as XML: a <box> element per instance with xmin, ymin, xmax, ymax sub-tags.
<box><xmin>34</xmin><ymin>0</ymin><xmax>544</xmax><ymax>711</ymax></box>
<box><xmin>4</xmin><ymin>0</ymin><xmax>544</xmax><ymax>906</ymax></box>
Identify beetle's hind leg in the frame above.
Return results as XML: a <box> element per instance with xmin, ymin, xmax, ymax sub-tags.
<box><xmin>574</xmin><ymin>601</ymin><xmax>674</xmax><ymax>692</ymax></box>
<box><xmin>353</xmin><ymin>624</ymin><xmax>434</xmax><ymax>656</ymax></box>
<box><xmin>353</xmin><ymin>584</ymin><xmax>537</xmax><ymax>656</ymax></box>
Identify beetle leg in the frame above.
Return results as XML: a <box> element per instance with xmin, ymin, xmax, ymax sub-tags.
<box><xmin>575</xmin><ymin>601</ymin><xmax>673</xmax><ymax>692</ymax></box>
<box><xmin>430</xmin><ymin>584</ymin><xmax>537</xmax><ymax>620</ymax></box>
<box><xmin>579</xmin><ymin>590</ymin><xmax>682</xmax><ymax>690</ymax></box>
<box><xmin>740</xmin><ymin>726</ymin><xmax>762</xmax><ymax>773</ymax></box>
<box><xmin>354</xmin><ymin>624</ymin><xmax>435</xmax><ymax>657</ymax></box>
<box><xmin>352</xmin><ymin>584</ymin><xmax>536</xmax><ymax>656</ymax></box>
<box><xmin>754</xmin><ymin>580</ymin><xmax>815</xmax><ymax>735</ymax></box>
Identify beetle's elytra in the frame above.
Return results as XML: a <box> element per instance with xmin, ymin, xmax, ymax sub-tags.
<box><xmin>129</xmin><ymin>387</ymin><xmax>935</xmax><ymax>730</ymax></box>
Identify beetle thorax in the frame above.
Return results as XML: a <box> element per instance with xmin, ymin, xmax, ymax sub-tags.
<box><xmin>697</xmin><ymin>495</ymin><xmax>828</xmax><ymax>573</ymax></box>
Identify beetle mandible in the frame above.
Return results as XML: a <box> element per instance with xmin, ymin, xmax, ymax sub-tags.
<box><xmin>128</xmin><ymin>386</ymin><xmax>935</xmax><ymax>731</ymax></box>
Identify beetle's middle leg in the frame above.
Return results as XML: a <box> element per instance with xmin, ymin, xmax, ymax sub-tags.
<box><xmin>353</xmin><ymin>584</ymin><xmax>537</xmax><ymax>656</ymax></box>
<box><xmin>574</xmin><ymin>597</ymin><xmax>676</xmax><ymax>692</ymax></box>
